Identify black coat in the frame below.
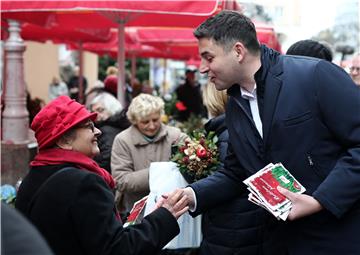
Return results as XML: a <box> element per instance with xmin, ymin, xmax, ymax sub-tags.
<box><xmin>67</xmin><ymin>75</ymin><xmax>88</xmax><ymax>102</ymax></box>
<box><xmin>190</xmin><ymin>46</ymin><xmax>360</xmax><ymax>255</ymax></box>
<box><xmin>199</xmin><ymin>114</ymin><xmax>266</xmax><ymax>255</ymax></box>
<box><xmin>94</xmin><ymin>110</ymin><xmax>131</xmax><ymax>173</ymax></box>
<box><xmin>15</xmin><ymin>164</ymin><xmax>179</xmax><ymax>255</ymax></box>
<box><xmin>2</xmin><ymin>203</ymin><xmax>54</xmax><ymax>255</ymax></box>
<box><xmin>175</xmin><ymin>81</ymin><xmax>206</xmax><ymax>121</ymax></box>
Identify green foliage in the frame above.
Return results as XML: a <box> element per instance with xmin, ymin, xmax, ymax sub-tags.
<box><xmin>178</xmin><ymin>114</ymin><xmax>206</xmax><ymax>135</ymax></box>
<box><xmin>98</xmin><ymin>55</ymin><xmax>116</xmax><ymax>81</ymax></box>
<box><xmin>98</xmin><ymin>55</ymin><xmax>150</xmax><ymax>82</ymax></box>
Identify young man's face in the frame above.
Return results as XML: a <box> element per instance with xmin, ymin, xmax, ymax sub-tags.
<box><xmin>198</xmin><ymin>38</ymin><xmax>239</xmax><ymax>91</ymax></box>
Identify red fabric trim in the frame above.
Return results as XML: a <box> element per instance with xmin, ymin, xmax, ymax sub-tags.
<box><xmin>30</xmin><ymin>148</ymin><xmax>115</xmax><ymax>190</ymax></box>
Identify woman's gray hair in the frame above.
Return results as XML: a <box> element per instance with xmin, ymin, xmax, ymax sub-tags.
<box><xmin>90</xmin><ymin>92</ymin><xmax>123</xmax><ymax>116</ymax></box>
<box><xmin>126</xmin><ymin>93</ymin><xmax>164</xmax><ymax>124</ymax></box>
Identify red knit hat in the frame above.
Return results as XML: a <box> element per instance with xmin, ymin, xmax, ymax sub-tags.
<box><xmin>104</xmin><ymin>75</ymin><xmax>118</xmax><ymax>96</ymax></box>
<box><xmin>31</xmin><ymin>96</ymin><xmax>97</xmax><ymax>150</ymax></box>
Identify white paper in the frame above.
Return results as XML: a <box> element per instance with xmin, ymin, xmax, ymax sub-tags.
<box><xmin>144</xmin><ymin>161</ymin><xmax>202</xmax><ymax>249</ymax></box>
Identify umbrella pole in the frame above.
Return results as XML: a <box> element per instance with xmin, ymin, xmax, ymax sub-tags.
<box><xmin>162</xmin><ymin>59</ymin><xmax>167</xmax><ymax>95</ymax></box>
<box><xmin>117</xmin><ymin>22</ymin><xmax>126</xmax><ymax>107</ymax></box>
<box><xmin>78</xmin><ymin>42</ymin><xmax>84</xmax><ymax>104</ymax></box>
<box><xmin>131</xmin><ymin>55</ymin><xmax>136</xmax><ymax>87</ymax></box>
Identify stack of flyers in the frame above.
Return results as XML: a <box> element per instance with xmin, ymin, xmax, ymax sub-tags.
<box><xmin>243</xmin><ymin>163</ymin><xmax>306</xmax><ymax>221</ymax></box>
<box><xmin>124</xmin><ymin>195</ymin><xmax>148</xmax><ymax>227</ymax></box>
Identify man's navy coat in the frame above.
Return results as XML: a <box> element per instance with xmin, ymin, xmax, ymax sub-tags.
<box><xmin>190</xmin><ymin>46</ymin><xmax>360</xmax><ymax>255</ymax></box>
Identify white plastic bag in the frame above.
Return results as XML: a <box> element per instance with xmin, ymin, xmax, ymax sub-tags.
<box><xmin>144</xmin><ymin>161</ymin><xmax>202</xmax><ymax>249</ymax></box>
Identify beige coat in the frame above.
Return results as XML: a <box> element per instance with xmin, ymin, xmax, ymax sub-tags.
<box><xmin>111</xmin><ymin>124</ymin><xmax>187</xmax><ymax>214</ymax></box>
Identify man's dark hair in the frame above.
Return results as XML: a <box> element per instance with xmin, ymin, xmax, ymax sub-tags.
<box><xmin>194</xmin><ymin>10</ymin><xmax>261</xmax><ymax>54</ymax></box>
<box><xmin>286</xmin><ymin>40</ymin><xmax>333</xmax><ymax>62</ymax></box>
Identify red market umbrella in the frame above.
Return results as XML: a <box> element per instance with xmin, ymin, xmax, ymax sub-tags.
<box><xmin>77</xmin><ymin>28</ymin><xmax>198</xmax><ymax>60</ymax></box>
<box><xmin>1</xmin><ymin>21</ymin><xmax>111</xmax><ymax>43</ymax></box>
<box><xmin>1</xmin><ymin>1</ymin><xmax>221</xmax><ymax>28</ymax></box>
<box><xmin>131</xmin><ymin>25</ymin><xmax>281</xmax><ymax>56</ymax></box>
<box><xmin>1</xmin><ymin>0</ymin><xmax>224</xmax><ymax>106</ymax></box>
<box><xmin>72</xmin><ymin>23</ymin><xmax>282</xmax><ymax>74</ymax></box>
<box><xmin>255</xmin><ymin>23</ymin><xmax>282</xmax><ymax>53</ymax></box>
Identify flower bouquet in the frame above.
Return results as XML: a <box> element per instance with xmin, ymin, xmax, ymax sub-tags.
<box><xmin>171</xmin><ymin>129</ymin><xmax>220</xmax><ymax>183</ymax></box>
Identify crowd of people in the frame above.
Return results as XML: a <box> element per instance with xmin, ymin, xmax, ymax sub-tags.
<box><xmin>2</xmin><ymin>9</ymin><xmax>360</xmax><ymax>255</ymax></box>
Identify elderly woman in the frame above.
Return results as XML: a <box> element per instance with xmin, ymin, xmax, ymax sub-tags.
<box><xmin>15</xmin><ymin>96</ymin><xmax>189</xmax><ymax>255</ymax></box>
<box><xmin>90</xmin><ymin>92</ymin><xmax>131</xmax><ymax>173</ymax></box>
<box><xmin>111</xmin><ymin>93</ymin><xmax>188</xmax><ymax>219</ymax></box>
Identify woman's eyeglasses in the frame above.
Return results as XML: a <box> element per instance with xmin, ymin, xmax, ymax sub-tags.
<box><xmin>78</xmin><ymin>122</ymin><xmax>95</xmax><ymax>132</ymax></box>
<box><xmin>350</xmin><ymin>66</ymin><xmax>360</xmax><ymax>73</ymax></box>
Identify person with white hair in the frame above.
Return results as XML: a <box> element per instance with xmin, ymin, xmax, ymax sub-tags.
<box><xmin>90</xmin><ymin>92</ymin><xmax>131</xmax><ymax>173</ymax></box>
<box><xmin>350</xmin><ymin>53</ymin><xmax>360</xmax><ymax>86</ymax></box>
<box><xmin>111</xmin><ymin>93</ymin><xmax>188</xmax><ymax>221</ymax></box>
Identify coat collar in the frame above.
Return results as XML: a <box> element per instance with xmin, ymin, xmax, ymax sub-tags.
<box><xmin>227</xmin><ymin>45</ymin><xmax>283</xmax><ymax>148</ymax></box>
<box><xmin>130</xmin><ymin>124</ymin><xmax>169</xmax><ymax>146</ymax></box>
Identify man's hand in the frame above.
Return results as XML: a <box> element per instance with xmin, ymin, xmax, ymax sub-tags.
<box><xmin>277</xmin><ymin>186</ymin><xmax>323</xmax><ymax>220</ymax></box>
<box><xmin>182</xmin><ymin>187</ymin><xmax>196</xmax><ymax>210</ymax></box>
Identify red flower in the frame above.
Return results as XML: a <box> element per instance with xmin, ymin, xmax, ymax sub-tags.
<box><xmin>179</xmin><ymin>146</ymin><xmax>186</xmax><ymax>153</ymax></box>
<box><xmin>175</xmin><ymin>101</ymin><xmax>187</xmax><ymax>111</ymax></box>
<box><xmin>183</xmin><ymin>156</ymin><xmax>190</xmax><ymax>164</ymax></box>
<box><xmin>196</xmin><ymin>148</ymin><xmax>207</xmax><ymax>158</ymax></box>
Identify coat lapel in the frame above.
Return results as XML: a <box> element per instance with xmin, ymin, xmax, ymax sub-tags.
<box><xmin>262</xmin><ymin>61</ymin><xmax>283</xmax><ymax>147</ymax></box>
<box><xmin>228</xmin><ymin>85</ymin><xmax>261</xmax><ymax>154</ymax></box>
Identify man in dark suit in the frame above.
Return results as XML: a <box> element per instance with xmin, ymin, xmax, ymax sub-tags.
<box><xmin>175</xmin><ymin>69</ymin><xmax>206</xmax><ymax>121</ymax></box>
<box><xmin>181</xmin><ymin>10</ymin><xmax>360</xmax><ymax>255</ymax></box>
<box><xmin>68</xmin><ymin>66</ymin><xmax>88</xmax><ymax>103</ymax></box>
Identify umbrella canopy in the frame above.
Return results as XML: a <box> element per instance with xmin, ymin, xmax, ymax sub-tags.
<box><xmin>255</xmin><ymin>23</ymin><xmax>282</xmax><ymax>53</ymax></box>
<box><xmin>1</xmin><ymin>21</ymin><xmax>111</xmax><ymax>43</ymax></box>
<box><xmin>78</xmin><ymin>25</ymin><xmax>282</xmax><ymax>60</ymax></box>
<box><xmin>71</xmin><ymin>28</ymin><xmax>198</xmax><ymax>60</ymax></box>
<box><xmin>1</xmin><ymin>1</ymin><xmax>221</xmax><ymax>28</ymax></box>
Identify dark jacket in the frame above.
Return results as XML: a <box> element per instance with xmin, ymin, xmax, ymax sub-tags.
<box><xmin>175</xmin><ymin>81</ymin><xmax>206</xmax><ymax>121</ymax></box>
<box><xmin>68</xmin><ymin>75</ymin><xmax>88</xmax><ymax>102</ymax></box>
<box><xmin>15</xmin><ymin>164</ymin><xmax>179</xmax><ymax>255</ymax></box>
<box><xmin>190</xmin><ymin>46</ymin><xmax>360</xmax><ymax>255</ymax></box>
<box><xmin>2</xmin><ymin>203</ymin><xmax>54</xmax><ymax>255</ymax></box>
<box><xmin>199</xmin><ymin>114</ymin><xmax>265</xmax><ymax>255</ymax></box>
<box><xmin>94</xmin><ymin>110</ymin><xmax>131</xmax><ymax>173</ymax></box>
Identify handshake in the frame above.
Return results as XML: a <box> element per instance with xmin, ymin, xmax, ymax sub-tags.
<box><xmin>155</xmin><ymin>188</ymin><xmax>195</xmax><ymax>220</ymax></box>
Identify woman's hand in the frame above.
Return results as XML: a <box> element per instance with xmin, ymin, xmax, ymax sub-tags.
<box><xmin>156</xmin><ymin>189</ymin><xmax>189</xmax><ymax>219</ymax></box>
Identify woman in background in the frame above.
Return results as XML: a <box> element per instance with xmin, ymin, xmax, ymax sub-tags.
<box><xmin>111</xmin><ymin>93</ymin><xmax>188</xmax><ymax>220</ymax></box>
<box><xmin>90</xmin><ymin>92</ymin><xmax>131</xmax><ymax>173</ymax></box>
